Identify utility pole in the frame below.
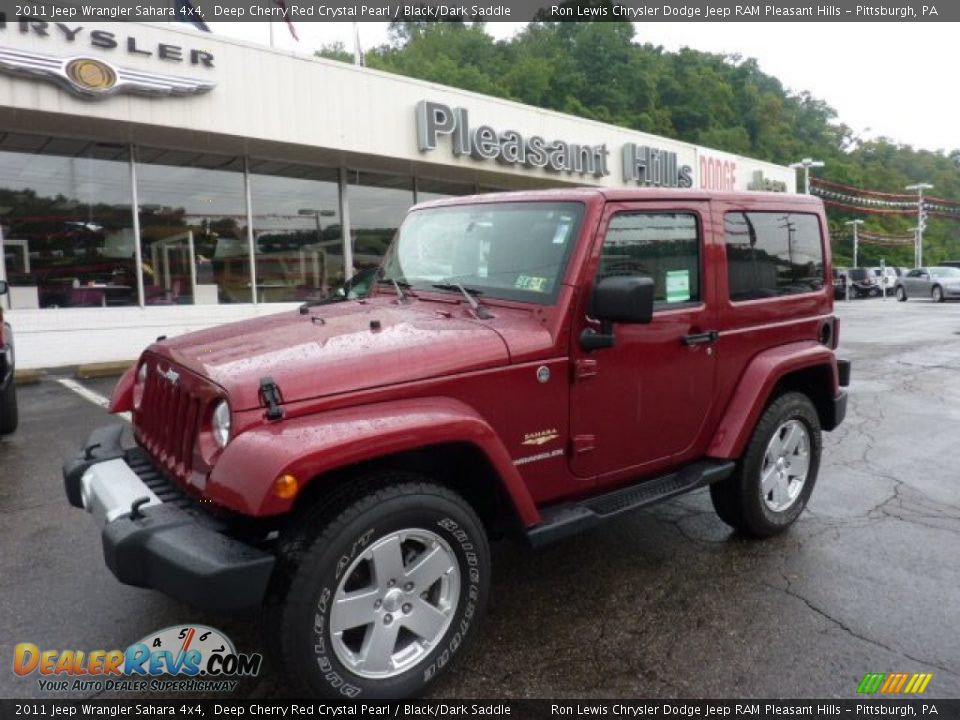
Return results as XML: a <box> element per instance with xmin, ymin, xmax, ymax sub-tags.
<box><xmin>845</xmin><ymin>219</ymin><xmax>864</xmax><ymax>268</ymax></box>
<box><xmin>789</xmin><ymin>158</ymin><xmax>825</xmax><ymax>194</ymax></box>
<box><xmin>905</xmin><ymin>183</ymin><xmax>933</xmax><ymax>268</ymax></box>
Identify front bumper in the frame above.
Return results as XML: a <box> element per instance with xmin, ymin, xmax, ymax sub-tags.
<box><xmin>63</xmin><ymin>426</ymin><xmax>275</xmax><ymax>612</ymax></box>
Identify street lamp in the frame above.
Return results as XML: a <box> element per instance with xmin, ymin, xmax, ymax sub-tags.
<box><xmin>298</xmin><ymin>208</ymin><xmax>336</xmax><ymax>243</ymax></box>
<box><xmin>299</xmin><ymin>209</ymin><xmax>337</xmax><ymax>293</ymax></box>
<box><xmin>789</xmin><ymin>158</ymin><xmax>825</xmax><ymax>194</ymax></box>
<box><xmin>905</xmin><ymin>183</ymin><xmax>932</xmax><ymax>268</ymax></box>
<box><xmin>845</xmin><ymin>219</ymin><xmax>864</xmax><ymax>268</ymax></box>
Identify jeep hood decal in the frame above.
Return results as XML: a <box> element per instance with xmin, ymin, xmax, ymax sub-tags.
<box><xmin>150</xmin><ymin>303</ymin><xmax>511</xmax><ymax>410</ymax></box>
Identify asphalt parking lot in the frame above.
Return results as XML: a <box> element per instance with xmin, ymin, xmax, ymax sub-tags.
<box><xmin>2</xmin><ymin>296</ymin><xmax>959</xmax><ymax>700</ymax></box>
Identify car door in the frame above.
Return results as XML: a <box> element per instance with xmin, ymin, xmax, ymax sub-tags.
<box><xmin>568</xmin><ymin>201</ymin><xmax>717</xmax><ymax>484</ymax></box>
<box><xmin>904</xmin><ymin>269</ymin><xmax>919</xmax><ymax>293</ymax></box>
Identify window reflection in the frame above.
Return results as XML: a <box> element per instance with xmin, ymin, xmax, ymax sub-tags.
<box><xmin>0</xmin><ymin>136</ymin><xmax>136</xmax><ymax>308</ymax></box>
<box><xmin>249</xmin><ymin>161</ymin><xmax>341</xmax><ymax>302</ymax></box>
<box><xmin>347</xmin><ymin>171</ymin><xmax>414</xmax><ymax>274</ymax></box>
<box><xmin>136</xmin><ymin>149</ymin><xmax>247</xmax><ymax>305</ymax></box>
<box><xmin>416</xmin><ymin>178</ymin><xmax>476</xmax><ymax>205</ymax></box>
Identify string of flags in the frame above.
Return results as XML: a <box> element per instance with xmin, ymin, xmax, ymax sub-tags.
<box><xmin>811</xmin><ymin>178</ymin><xmax>960</xmax><ymax>220</ymax></box>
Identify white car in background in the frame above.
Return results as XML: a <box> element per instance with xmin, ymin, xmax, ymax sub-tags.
<box><xmin>870</xmin><ymin>267</ymin><xmax>898</xmax><ymax>294</ymax></box>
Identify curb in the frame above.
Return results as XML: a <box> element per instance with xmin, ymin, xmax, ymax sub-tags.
<box><xmin>14</xmin><ymin>368</ymin><xmax>45</xmax><ymax>385</ymax></box>
<box><xmin>75</xmin><ymin>361</ymin><xmax>135</xmax><ymax>380</ymax></box>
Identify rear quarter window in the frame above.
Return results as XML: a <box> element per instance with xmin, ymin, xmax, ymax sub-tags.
<box><xmin>724</xmin><ymin>212</ymin><xmax>825</xmax><ymax>301</ymax></box>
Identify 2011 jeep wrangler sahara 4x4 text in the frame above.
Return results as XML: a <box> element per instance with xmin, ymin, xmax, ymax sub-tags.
<box><xmin>64</xmin><ymin>188</ymin><xmax>850</xmax><ymax>698</ymax></box>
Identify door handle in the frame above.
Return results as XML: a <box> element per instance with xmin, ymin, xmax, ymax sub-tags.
<box><xmin>682</xmin><ymin>330</ymin><xmax>719</xmax><ymax>346</ymax></box>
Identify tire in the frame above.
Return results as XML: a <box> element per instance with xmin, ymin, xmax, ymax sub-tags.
<box><xmin>710</xmin><ymin>392</ymin><xmax>821</xmax><ymax>537</ymax></box>
<box><xmin>266</xmin><ymin>474</ymin><xmax>490</xmax><ymax>699</ymax></box>
<box><xmin>932</xmin><ymin>285</ymin><xmax>944</xmax><ymax>303</ymax></box>
<box><xmin>0</xmin><ymin>378</ymin><xmax>17</xmax><ymax>435</ymax></box>
<box><xmin>896</xmin><ymin>286</ymin><xmax>907</xmax><ymax>302</ymax></box>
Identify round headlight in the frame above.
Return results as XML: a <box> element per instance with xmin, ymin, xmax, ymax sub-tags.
<box><xmin>137</xmin><ymin>362</ymin><xmax>148</xmax><ymax>384</ymax></box>
<box><xmin>212</xmin><ymin>400</ymin><xmax>231</xmax><ymax>448</ymax></box>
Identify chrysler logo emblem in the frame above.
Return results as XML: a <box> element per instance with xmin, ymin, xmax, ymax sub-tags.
<box><xmin>0</xmin><ymin>47</ymin><xmax>216</xmax><ymax>100</ymax></box>
<box><xmin>161</xmin><ymin>368</ymin><xmax>180</xmax><ymax>385</ymax></box>
<box><xmin>64</xmin><ymin>57</ymin><xmax>117</xmax><ymax>94</ymax></box>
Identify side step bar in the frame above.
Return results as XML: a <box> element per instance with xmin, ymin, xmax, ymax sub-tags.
<box><xmin>525</xmin><ymin>460</ymin><xmax>735</xmax><ymax>548</ymax></box>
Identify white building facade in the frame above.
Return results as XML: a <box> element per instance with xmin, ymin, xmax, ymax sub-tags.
<box><xmin>0</xmin><ymin>21</ymin><xmax>795</xmax><ymax>369</ymax></box>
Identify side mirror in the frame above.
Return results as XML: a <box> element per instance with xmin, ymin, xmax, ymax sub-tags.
<box><xmin>0</xmin><ymin>281</ymin><xmax>7</xmax><ymax>295</ymax></box>
<box><xmin>581</xmin><ymin>276</ymin><xmax>654</xmax><ymax>352</ymax></box>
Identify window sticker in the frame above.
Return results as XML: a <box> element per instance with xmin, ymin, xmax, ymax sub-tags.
<box><xmin>515</xmin><ymin>274</ymin><xmax>549</xmax><ymax>292</ymax></box>
<box><xmin>552</xmin><ymin>221</ymin><xmax>571</xmax><ymax>244</ymax></box>
<box><xmin>666</xmin><ymin>270</ymin><xmax>691</xmax><ymax>303</ymax></box>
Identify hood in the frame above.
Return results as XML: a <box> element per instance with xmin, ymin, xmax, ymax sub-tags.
<box><xmin>150</xmin><ymin>300</ymin><xmax>511</xmax><ymax>410</ymax></box>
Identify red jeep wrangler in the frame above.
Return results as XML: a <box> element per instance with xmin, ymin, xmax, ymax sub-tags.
<box><xmin>64</xmin><ymin>189</ymin><xmax>850</xmax><ymax>698</ymax></box>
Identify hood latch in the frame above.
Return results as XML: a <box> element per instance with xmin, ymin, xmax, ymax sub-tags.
<box><xmin>259</xmin><ymin>376</ymin><xmax>285</xmax><ymax>421</ymax></box>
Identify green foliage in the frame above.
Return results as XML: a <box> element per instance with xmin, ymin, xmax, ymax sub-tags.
<box><xmin>315</xmin><ymin>21</ymin><xmax>960</xmax><ymax>264</ymax></box>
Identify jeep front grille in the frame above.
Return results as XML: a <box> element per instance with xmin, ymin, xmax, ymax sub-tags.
<box><xmin>136</xmin><ymin>362</ymin><xmax>205</xmax><ymax>484</ymax></box>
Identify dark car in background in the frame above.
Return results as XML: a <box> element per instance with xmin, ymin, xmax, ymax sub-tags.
<box><xmin>833</xmin><ymin>267</ymin><xmax>849</xmax><ymax>299</ymax></box>
<box><xmin>0</xmin><ymin>281</ymin><xmax>17</xmax><ymax>434</ymax></box>
<box><xmin>847</xmin><ymin>267</ymin><xmax>882</xmax><ymax>298</ymax></box>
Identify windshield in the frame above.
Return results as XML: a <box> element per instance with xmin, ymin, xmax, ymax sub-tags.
<box><xmin>381</xmin><ymin>201</ymin><xmax>584</xmax><ymax>304</ymax></box>
<box><xmin>930</xmin><ymin>267</ymin><xmax>960</xmax><ymax>278</ymax></box>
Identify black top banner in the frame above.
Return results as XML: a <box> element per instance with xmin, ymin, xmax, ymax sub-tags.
<box><xmin>2</xmin><ymin>699</ymin><xmax>959</xmax><ymax>718</ymax></box>
<box><xmin>0</xmin><ymin>0</ymin><xmax>956</xmax><ymax>23</ymax></box>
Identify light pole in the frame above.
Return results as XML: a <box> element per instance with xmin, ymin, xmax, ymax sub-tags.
<box><xmin>845</xmin><ymin>219</ymin><xmax>864</xmax><ymax>268</ymax></box>
<box><xmin>789</xmin><ymin>158</ymin><xmax>825</xmax><ymax>194</ymax></box>
<box><xmin>906</xmin><ymin>226</ymin><xmax>919</xmax><ymax>269</ymax></box>
<box><xmin>905</xmin><ymin>183</ymin><xmax>932</xmax><ymax>268</ymax></box>
<box><xmin>299</xmin><ymin>209</ymin><xmax>337</xmax><ymax>292</ymax></box>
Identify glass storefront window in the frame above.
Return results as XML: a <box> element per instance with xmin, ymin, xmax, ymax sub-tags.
<box><xmin>347</xmin><ymin>171</ymin><xmax>414</xmax><ymax>275</ymax></box>
<box><xmin>136</xmin><ymin>149</ymin><xmax>247</xmax><ymax>305</ymax></box>
<box><xmin>416</xmin><ymin>178</ymin><xmax>477</xmax><ymax>205</ymax></box>
<box><xmin>0</xmin><ymin>135</ymin><xmax>137</xmax><ymax>309</ymax></box>
<box><xmin>248</xmin><ymin>161</ymin><xmax>341</xmax><ymax>302</ymax></box>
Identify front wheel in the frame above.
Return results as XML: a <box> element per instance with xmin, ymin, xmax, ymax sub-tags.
<box><xmin>896</xmin><ymin>286</ymin><xmax>907</xmax><ymax>302</ymax></box>
<box><xmin>710</xmin><ymin>392</ymin><xmax>821</xmax><ymax>537</ymax></box>
<box><xmin>932</xmin><ymin>285</ymin><xmax>944</xmax><ymax>303</ymax></box>
<box><xmin>267</xmin><ymin>476</ymin><xmax>490</xmax><ymax>699</ymax></box>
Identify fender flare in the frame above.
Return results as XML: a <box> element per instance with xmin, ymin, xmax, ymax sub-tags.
<box><xmin>707</xmin><ymin>341</ymin><xmax>838</xmax><ymax>459</ymax></box>
<box><xmin>206</xmin><ymin>396</ymin><xmax>541</xmax><ymax>523</ymax></box>
<box><xmin>109</xmin><ymin>364</ymin><xmax>136</xmax><ymax>414</ymax></box>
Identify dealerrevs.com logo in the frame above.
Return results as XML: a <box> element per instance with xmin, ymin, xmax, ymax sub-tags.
<box><xmin>14</xmin><ymin>625</ymin><xmax>262</xmax><ymax>693</ymax></box>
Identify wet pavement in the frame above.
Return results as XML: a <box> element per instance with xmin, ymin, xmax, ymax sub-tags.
<box><xmin>2</xmin><ymin>297</ymin><xmax>958</xmax><ymax>700</ymax></box>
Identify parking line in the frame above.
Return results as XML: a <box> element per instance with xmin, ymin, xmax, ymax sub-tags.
<box><xmin>56</xmin><ymin>377</ymin><xmax>131</xmax><ymax>422</ymax></box>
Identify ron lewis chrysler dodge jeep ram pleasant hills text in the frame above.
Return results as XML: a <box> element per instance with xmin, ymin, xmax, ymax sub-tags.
<box><xmin>64</xmin><ymin>188</ymin><xmax>850</xmax><ymax>698</ymax></box>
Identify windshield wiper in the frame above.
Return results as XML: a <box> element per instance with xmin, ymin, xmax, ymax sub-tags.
<box><xmin>431</xmin><ymin>282</ymin><xmax>493</xmax><ymax>319</ymax></box>
<box><xmin>377</xmin><ymin>276</ymin><xmax>413</xmax><ymax>303</ymax></box>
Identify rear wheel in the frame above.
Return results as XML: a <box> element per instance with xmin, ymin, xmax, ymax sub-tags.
<box><xmin>932</xmin><ymin>285</ymin><xmax>944</xmax><ymax>303</ymax></box>
<box><xmin>896</xmin><ymin>286</ymin><xmax>907</xmax><ymax>302</ymax></box>
<box><xmin>266</xmin><ymin>474</ymin><xmax>490</xmax><ymax>699</ymax></box>
<box><xmin>710</xmin><ymin>392</ymin><xmax>821</xmax><ymax>537</ymax></box>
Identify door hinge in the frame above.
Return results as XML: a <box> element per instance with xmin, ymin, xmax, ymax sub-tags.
<box><xmin>572</xmin><ymin>435</ymin><xmax>596</xmax><ymax>455</ymax></box>
<box><xmin>573</xmin><ymin>359</ymin><xmax>599</xmax><ymax>382</ymax></box>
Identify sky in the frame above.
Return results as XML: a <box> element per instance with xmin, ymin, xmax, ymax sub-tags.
<box><xmin>205</xmin><ymin>21</ymin><xmax>960</xmax><ymax>154</ymax></box>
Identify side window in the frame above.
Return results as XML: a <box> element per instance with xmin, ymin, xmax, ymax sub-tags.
<box><xmin>907</xmin><ymin>269</ymin><xmax>922</xmax><ymax>278</ymax></box>
<box><xmin>598</xmin><ymin>213</ymin><xmax>700</xmax><ymax>307</ymax></box>
<box><xmin>724</xmin><ymin>212</ymin><xmax>825</xmax><ymax>301</ymax></box>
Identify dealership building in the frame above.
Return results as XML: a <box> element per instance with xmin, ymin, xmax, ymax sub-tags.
<box><xmin>0</xmin><ymin>21</ymin><xmax>795</xmax><ymax>369</ymax></box>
